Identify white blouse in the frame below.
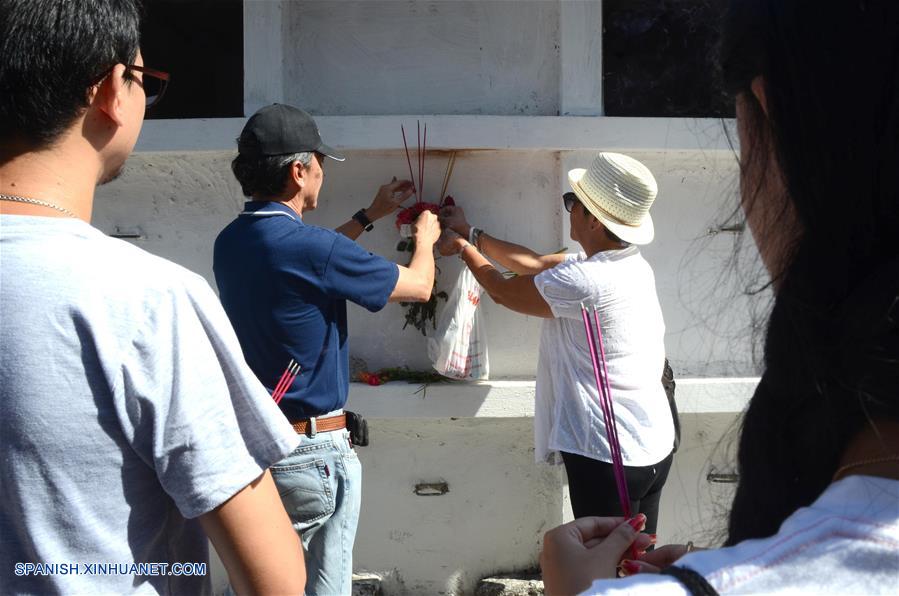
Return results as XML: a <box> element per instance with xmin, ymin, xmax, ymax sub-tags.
<box><xmin>533</xmin><ymin>247</ymin><xmax>674</xmax><ymax>466</ymax></box>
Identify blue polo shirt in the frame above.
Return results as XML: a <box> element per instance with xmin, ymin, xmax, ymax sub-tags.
<box><xmin>213</xmin><ymin>201</ymin><xmax>399</xmax><ymax>419</ymax></box>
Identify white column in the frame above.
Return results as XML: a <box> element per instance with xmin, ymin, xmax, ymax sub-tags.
<box><xmin>559</xmin><ymin>0</ymin><xmax>604</xmax><ymax>117</ymax></box>
<box><xmin>243</xmin><ymin>0</ymin><xmax>286</xmax><ymax>116</ymax></box>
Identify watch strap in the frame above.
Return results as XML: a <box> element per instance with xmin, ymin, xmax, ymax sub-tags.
<box><xmin>352</xmin><ymin>208</ymin><xmax>374</xmax><ymax>231</ymax></box>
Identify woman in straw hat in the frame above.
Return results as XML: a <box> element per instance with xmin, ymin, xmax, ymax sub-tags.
<box><xmin>539</xmin><ymin>0</ymin><xmax>899</xmax><ymax>594</ymax></box>
<box><xmin>439</xmin><ymin>152</ymin><xmax>675</xmax><ymax>537</ymax></box>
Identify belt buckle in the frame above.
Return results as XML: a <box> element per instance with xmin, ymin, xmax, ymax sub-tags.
<box><xmin>306</xmin><ymin>416</ymin><xmax>317</xmax><ymax>438</ymax></box>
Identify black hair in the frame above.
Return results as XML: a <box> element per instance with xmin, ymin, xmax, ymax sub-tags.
<box><xmin>231</xmin><ymin>152</ymin><xmax>313</xmax><ymax>199</ymax></box>
<box><xmin>580</xmin><ymin>203</ymin><xmax>630</xmax><ymax>246</ymax></box>
<box><xmin>0</xmin><ymin>0</ymin><xmax>142</xmax><ymax>150</ymax></box>
<box><xmin>720</xmin><ymin>0</ymin><xmax>899</xmax><ymax>545</ymax></box>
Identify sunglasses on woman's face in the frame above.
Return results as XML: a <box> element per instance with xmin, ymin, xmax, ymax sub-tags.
<box><xmin>562</xmin><ymin>192</ymin><xmax>580</xmax><ymax>213</ymax></box>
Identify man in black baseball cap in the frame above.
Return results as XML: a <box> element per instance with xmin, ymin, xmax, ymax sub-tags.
<box><xmin>214</xmin><ymin>103</ymin><xmax>440</xmax><ymax>595</ymax></box>
<box><xmin>237</xmin><ymin>103</ymin><xmax>346</xmax><ymax>162</ymax></box>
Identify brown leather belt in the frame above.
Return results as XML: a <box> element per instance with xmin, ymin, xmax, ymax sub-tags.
<box><xmin>290</xmin><ymin>413</ymin><xmax>346</xmax><ymax>437</ymax></box>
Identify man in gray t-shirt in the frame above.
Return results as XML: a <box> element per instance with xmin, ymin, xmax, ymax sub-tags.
<box><xmin>0</xmin><ymin>1</ymin><xmax>305</xmax><ymax>593</ymax></box>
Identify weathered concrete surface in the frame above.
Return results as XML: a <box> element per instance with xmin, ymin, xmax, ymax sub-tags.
<box><xmin>476</xmin><ymin>573</ymin><xmax>544</xmax><ymax>596</ymax></box>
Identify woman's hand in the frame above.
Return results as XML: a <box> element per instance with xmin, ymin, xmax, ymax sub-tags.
<box><xmin>618</xmin><ymin>543</ymin><xmax>695</xmax><ymax>576</ymax></box>
<box><xmin>439</xmin><ymin>205</ymin><xmax>471</xmax><ymax>238</ymax></box>
<box><xmin>540</xmin><ymin>514</ymin><xmax>652</xmax><ymax>595</ymax></box>
<box><xmin>437</xmin><ymin>228</ymin><xmax>466</xmax><ymax>256</ymax></box>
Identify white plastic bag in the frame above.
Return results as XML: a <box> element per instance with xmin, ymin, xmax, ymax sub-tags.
<box><xmin>427</xmin><ymin>267</ymin><xmax>489</xmax><ymax>380</ymax></box>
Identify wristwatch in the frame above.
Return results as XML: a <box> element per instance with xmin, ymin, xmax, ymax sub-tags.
<box><xmin>352</xmin><ymin>208</ymin><xmax>374</xmax><ymax>232</ymax></box>
<box><xmin>469</xmin><ymin>227</ymin><xmax>484</xmax><ymax>249</ymax></box>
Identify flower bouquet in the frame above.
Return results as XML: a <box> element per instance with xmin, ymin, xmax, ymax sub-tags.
<box><xmin>393</xmin><ymin>122</ymin><xmax>458</xmax><ymax>335</ymax></box>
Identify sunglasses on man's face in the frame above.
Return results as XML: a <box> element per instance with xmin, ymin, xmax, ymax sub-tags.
<box><xmin>92</xmin><ymin>64</ymin><xmax>171</xmax><ymax>110</ymax></box>
<box><xmin>125</xmin><ymin>65</ymin><xmax>170</xmax><ymax>109</ymax></box>
<box><xmin>562</xmin><ymin>192</ymin><xmax>580</xmax><ymax>213</ymax></box>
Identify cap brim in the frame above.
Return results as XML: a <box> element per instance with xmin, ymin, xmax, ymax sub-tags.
<box><xmin>317</xmin><ymin>142</ymin><xmax>346</xmax><ymax>162</ymax></box>
<box><xmin>568</xmin><ymin>168</ymin><xmax>655</xmax><ymax>245</ymax></box>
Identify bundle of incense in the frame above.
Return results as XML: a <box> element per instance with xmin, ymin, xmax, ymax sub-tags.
<box><xmin>439</xmin><ymin>151</ymin><xmax>457</xmax><ymax>206</ymax></box>
<box><xmin>580</xmin><ymin>304</ymin><xmax>636</xmax><ymax>557</ymax></box>
<box><xmin>272</xmin><ymin>359</ymin><xmax>300</xmax><ymax>404</ymax></box>
<box><xmin>401</xmin><ymin>120</ymin><xmax>427</xmax><ymax>204</ymax></box>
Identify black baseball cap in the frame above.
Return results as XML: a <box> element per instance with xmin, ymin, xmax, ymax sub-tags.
<box><xmin>237</xmin><ymin>104</ymin><xmax>345</xmax><ymax>161</ymax></box>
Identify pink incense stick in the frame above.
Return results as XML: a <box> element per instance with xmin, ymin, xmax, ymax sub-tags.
<box><xmin>272</xmin><ymin>359</ymin><xmax>299</xmax><ymax>404</ymax></box>
<box><xmin>581</xmin><ymin>304</ymin><xmax>635</xmax><ymax>557</ymax></box>
<box><xmin>400</xmin><ymin>125</ymin><xmax>419</xmax><ymax>203</ymax></box>
<box><xmin>580</xmin><ymin>305</ymin><xmax>629</xmax><ymax>510</ymax></box>
<box><xmin>271</xmin><ymin>359</ymin><xmax>294</xmax><ymax>398</ymax></box>
<box><xmin>274</xmin><ymin>363</ymin><xmax>299</xmax><ymax>405</ymax></box>
<box><xmin>592</xmin><ymin>306</ymin><xmax>630</xmax><ymax>514</ymax></box>
<box><xmin>590</xmin><ymin>307</ymin><xmax>623</xmax><ymax>464</ymax></box>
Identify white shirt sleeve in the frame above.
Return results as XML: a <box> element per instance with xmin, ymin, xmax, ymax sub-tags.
<box><xmin>534</xmin><ymin>254</ymin><xmax>594</xmax><ymax>320</ymax></box>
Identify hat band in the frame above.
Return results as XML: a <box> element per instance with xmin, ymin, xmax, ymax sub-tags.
<box><xmin>573</xmin><ymin>178</ymin><xmax>644</xmax><ymax>228</ymax></box>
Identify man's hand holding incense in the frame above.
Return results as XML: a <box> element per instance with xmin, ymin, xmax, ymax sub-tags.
<box><xmin>412</xmin><ymin>210</ymin><xmax>441</xmax><ymax>248</ymax></box>
<box><xmin>366</xmin><ymin>177</ymin><xmax>415</xmax><ymax>221</ymax></box>
<box><xmin>540</xmin><ymin>515</ymin><xmax>654</xmax><ymax>595</ymax></box>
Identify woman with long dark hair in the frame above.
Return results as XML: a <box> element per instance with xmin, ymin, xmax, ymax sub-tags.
<box><xmin>540</xmin><ymin>0</ymin><xmax>899</xmax><ymax>593</ymax></box>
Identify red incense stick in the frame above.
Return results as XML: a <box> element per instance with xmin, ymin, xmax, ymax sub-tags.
<box><xmin>417</xmin><ymin>121</ymin><xmax>422</xmax><ymax>204</ymax></box>
<box><xmin>421</xmin><ymin>123</ymin><xmax>427</xmax><ymax>204</ymax></box>
<box><xmin>401</xmin><ymin>125</ymin><xmax>419</xmax><ymax>203</ymax></box>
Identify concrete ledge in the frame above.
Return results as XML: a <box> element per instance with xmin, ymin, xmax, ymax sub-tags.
<box><xmin>346</xmin><ymin>377</ymin><xmax>758</xmax><ymax>419</ymax></box>
<box><xmin>135</xmin><ymin>115</ymin><xmax>734</xmax><ymax>153</ymax></box>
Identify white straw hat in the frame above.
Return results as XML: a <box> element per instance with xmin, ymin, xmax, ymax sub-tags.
<box><xmin>568</xmin><ymin>152</ymin><xmax>658</xmax><ymax>245</ymax></box>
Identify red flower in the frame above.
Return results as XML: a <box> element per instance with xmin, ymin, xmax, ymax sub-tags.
<box><xmin>357</xmin><ymin>371</ymin><xmax>384</xmax><ymax>386</ymax></box>
<box><xmin>395</xmin><ymin>202</ymin><xmax>441</xmax><ymax>230</ymax></box>
<box><xmin>442</xmin><ymin>195</ymin><xmax>455</xmax><ymax>207</ymax></box>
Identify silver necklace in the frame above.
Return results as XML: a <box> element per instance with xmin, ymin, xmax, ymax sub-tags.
<box><xmin>0</xmin><ymin>193</ymin><xmax>77</xmax><ymax>218</ymax></box>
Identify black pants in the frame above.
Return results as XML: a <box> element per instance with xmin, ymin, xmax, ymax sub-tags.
<box><xmin>561</xmin><ymin>450</ymin><xmax>673</xmax><ymax>535</ymax></box>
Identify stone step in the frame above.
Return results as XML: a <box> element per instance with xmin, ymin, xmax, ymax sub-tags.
<box><xmin>476</xmin><ymin>573</ymin><xmax>544</xmax><ymax>596</ymax></box>
<box><xmin>352</xmin><ymin>572</ymin><xmax>384</xmax><ymax>596</ymax></box>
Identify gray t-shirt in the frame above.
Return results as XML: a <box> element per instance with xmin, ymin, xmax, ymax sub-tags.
<box><xmin>0</xmin><ymin>216</ymin><xmax>299</xmax><ymax>594</ymax></box>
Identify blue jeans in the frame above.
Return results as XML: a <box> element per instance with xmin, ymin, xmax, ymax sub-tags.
<box><xmin>271</xmin><ymin>428</ymin><xmax>361</xmax><ymax>596</ymax></box>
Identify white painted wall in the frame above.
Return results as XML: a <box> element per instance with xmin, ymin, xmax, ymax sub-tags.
<box><xmin>282</xmin><ymin>1</ymin><xmax>561</xmax><ymax>116</ymax></box>
<box><xmin>94</xmin><ymin>147</ymin><xmax>758</xmax><ymax>378</ymax></box>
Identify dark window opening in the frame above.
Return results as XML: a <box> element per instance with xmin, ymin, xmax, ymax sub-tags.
<box><xmin>603</xmin><ymin>0</ymin><xmax>732</xmax><ymax>117</ymax></box>
<box><xmin>141</xmin><ymin>0</ymin><xmax>243</xmax><ymax>119</ymax></box>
